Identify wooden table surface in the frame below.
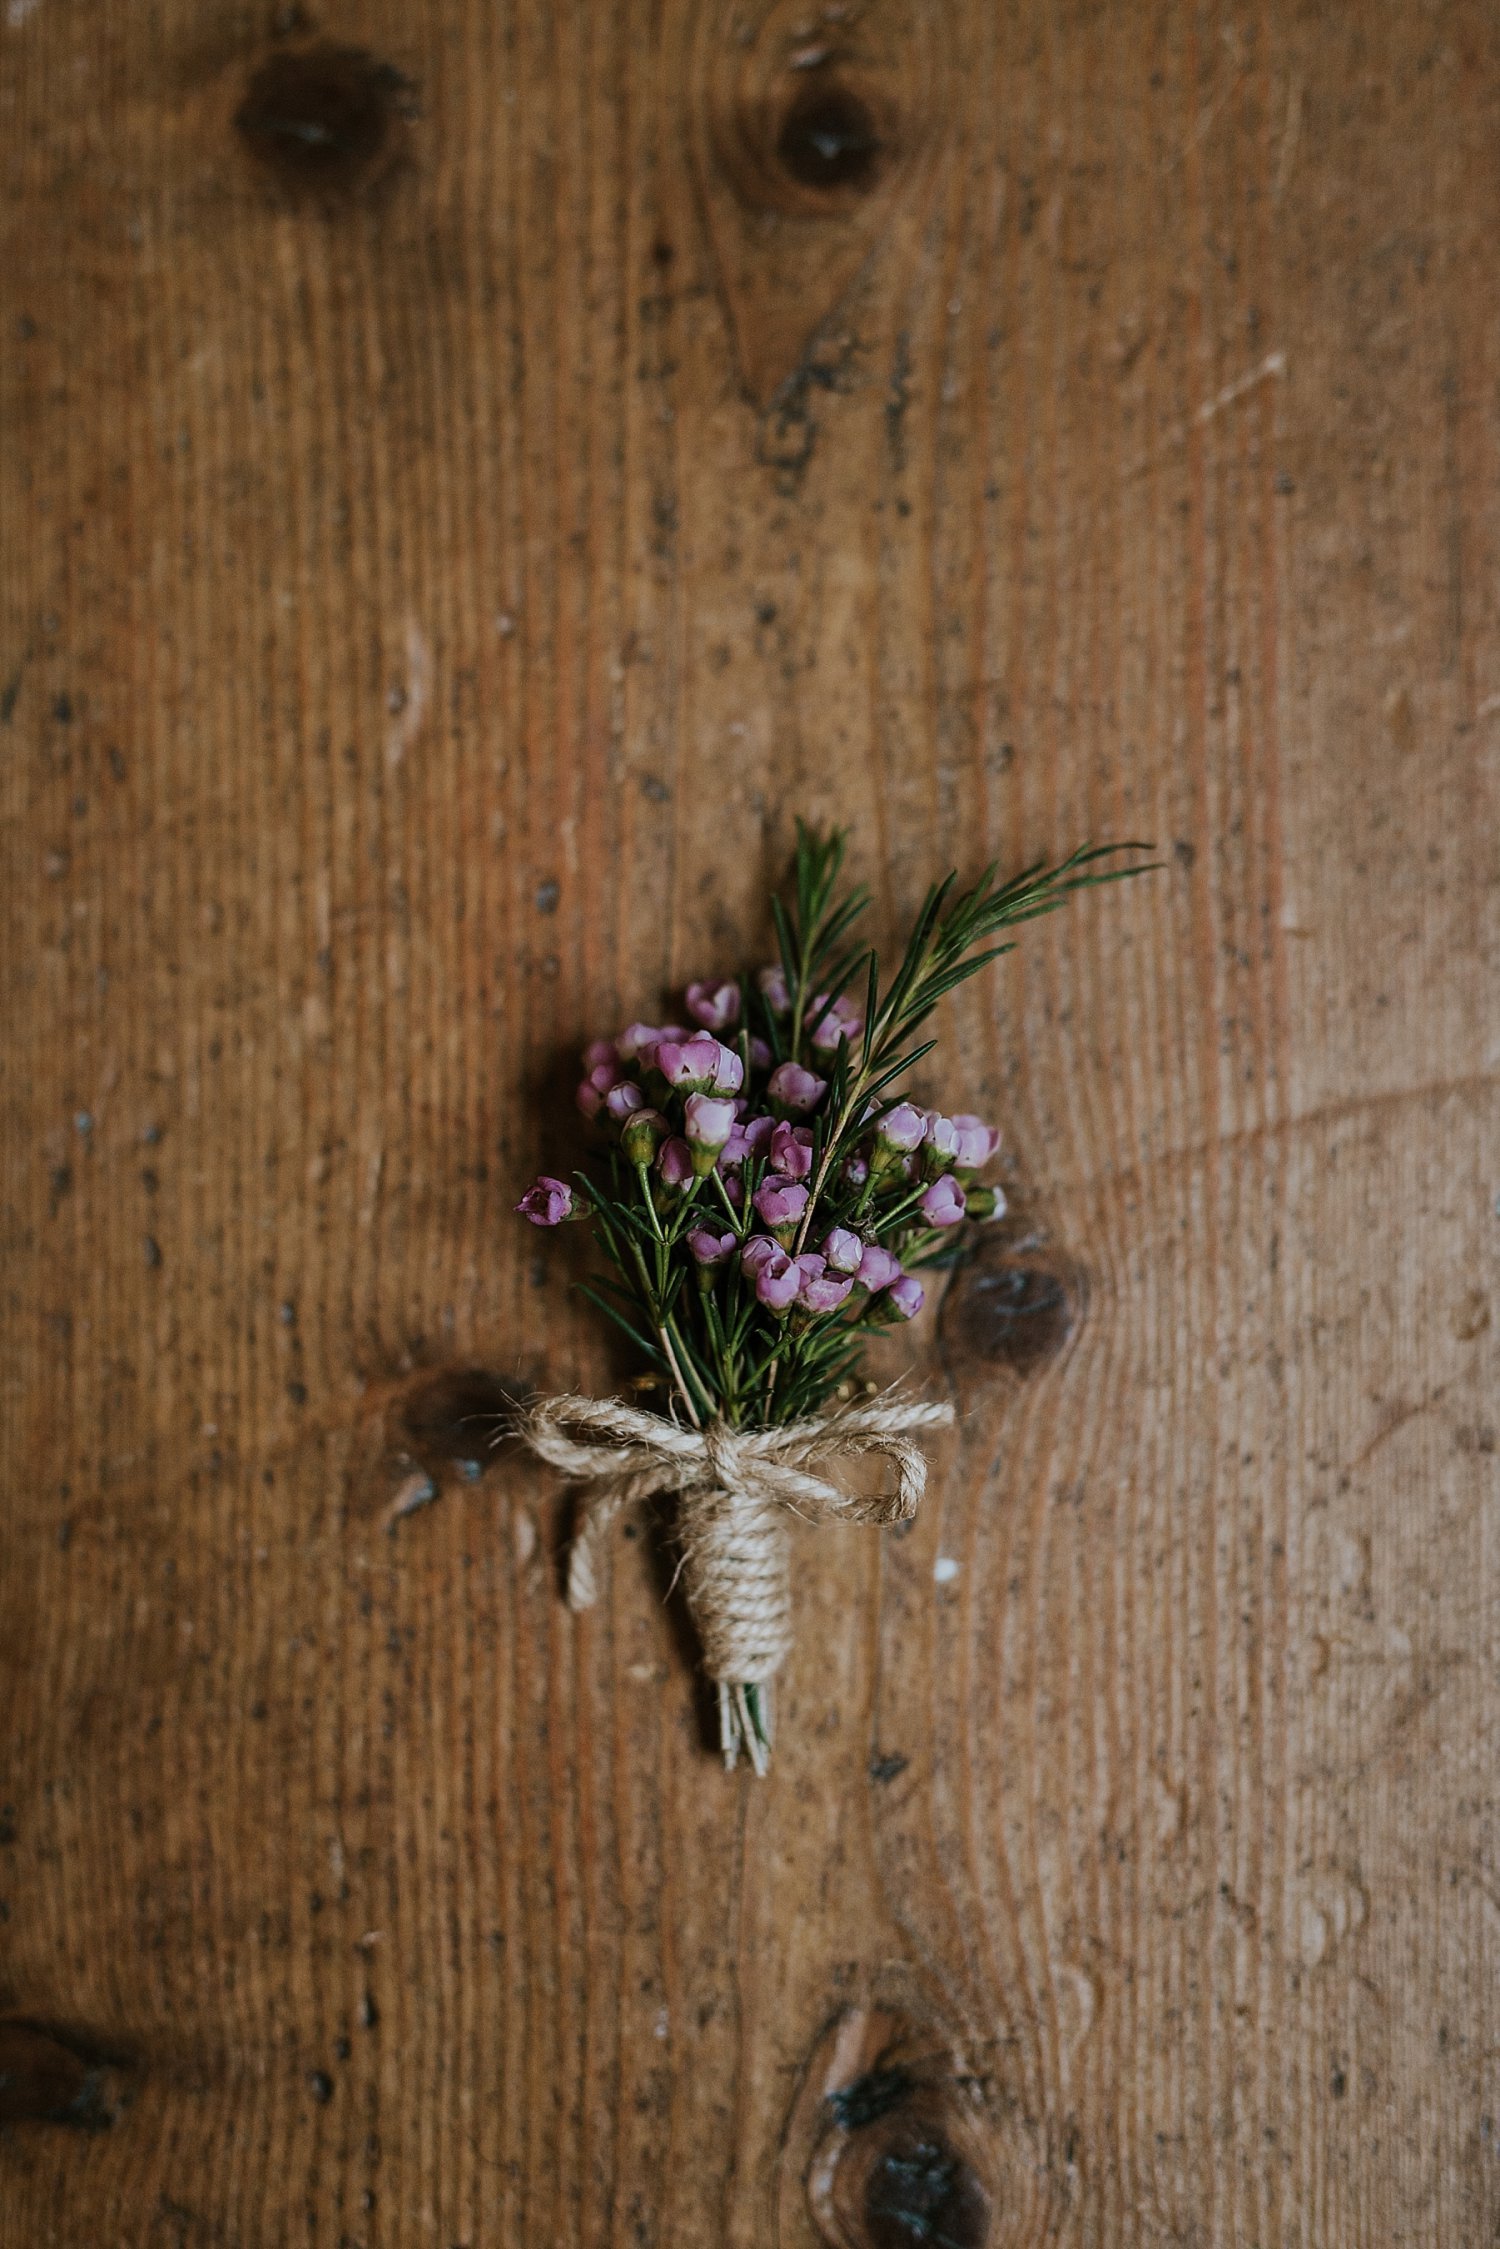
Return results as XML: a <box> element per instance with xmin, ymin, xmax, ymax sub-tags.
<box><xmin>3</xmin><ymin>1</ymin><xmax>1497</xmax><ymax>2241</ymax></box>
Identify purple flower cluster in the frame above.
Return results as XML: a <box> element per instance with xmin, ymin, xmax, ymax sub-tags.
<box><xmin>515</xmin><ymin>970</ymin><xmax>1008</xmax><ymax>1344</ymax></box>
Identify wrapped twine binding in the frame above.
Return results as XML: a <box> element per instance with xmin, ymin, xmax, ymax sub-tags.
<box><xmin>517</xmin><ymin>1391</ymin><xmax>956</xmax><ymax>1774</ymax></box>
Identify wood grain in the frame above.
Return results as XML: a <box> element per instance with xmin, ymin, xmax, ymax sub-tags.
<box><xmin>2</xmin><ymin>0</ymin><xmax>1496</xmax><ymax>2241</ymax></box>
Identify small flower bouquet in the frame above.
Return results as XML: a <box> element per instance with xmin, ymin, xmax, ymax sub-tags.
<box><xmin>516</xmin><ymin>825</ymin><xmax>1144</xmax><ymax>1771</ymax></box>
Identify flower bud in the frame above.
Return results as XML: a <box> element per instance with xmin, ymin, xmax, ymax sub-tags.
<box><xmin>962</xmin><ymin>1183</ymin><xmax>1008</xmax><ymax>1222</ymax></box>
<box><xmin>767</xmin><ymin>1060</ymin><xmax>826</xmax><ymax>1115</ymax></box>
<box><xmin>654</xmin><ymin>1033</ymin><xmax>744</xmax><ymax>1096</ymax></box>
<box><xmin>768</xmin><ymin>1121</ymin><xmax>814</xmax><ymax>1180</ymax></box>
<box><xmin>752</xmin><ymin>1245</ymin><xmax>800</xmax><ymax>1314</ymax></box>
<box><xmin>855</xmin><ymin>1242</ymin><xmax>902</xmax><ymax>1292</ymax></box>
<box><xmin>687</xmin><ymin>1227</ymin><xmax>737</xmax><ymax>1268</ymax></box>
<box><xmin>575</xmin><ymin>1056</ymin><xmax>621</xmax><ymax>1113</ymax></box>
<box><xmin>656</xmin><ymin>1136</ymin><xmax>694</xmax><ymax>1191</ymax></box>
<box><xmin>748</xmin><ymin>1036</ymin><xmax>772</xmax><ymax>1071</ymax></box>
<box><xmin>822</xmin><ymin>1226</ymin><xmax>863</xmax><ymax>1275</ymax></box>
<box><xmin>515</xmin><ymin>1176</ymin><xmax>573</xmax><ymax>1226</ymax></box>
<box><xmin>719</xmin><ymin>1111</ymin><xmax>773</xmax><ymax>1171</ymax></box>
<box><xmin>616</xmin><ymin>1022</ymin><xmax>663</xmax><ymax>1064</ymax></box>
<box><xmin>922</xmin><ymin>1110</ymin><xmax>961</xmax><ymax>1170</ymax></box>
<box><xmin>620</xmin><ymin>1107</ymin><xmax>669</xmax><ymax>1166</ymax></box>
<box><xmin>685</xmin><ymin>978</ymin><xmax>741</xmax><ymax>1032</ymax></box>
<box><xmin>795</xmin><ymin>1254</ymin><xmax>852</xmax><ymax>1314</ymax></box>
<box><xmin>604</xmin><ymin>1081</ymin><xmax>646</xmax><ymax>1124</ymax></box>
<box><xmin>808</xmin><ymin>993</ymin><xmax>863</xmax><ymax>1053</ymax></box>
<box><xmin>869</xmin><ymin>1099</ymin><xmax>926</xmax><ymax>1178</ymax></box>
<box><xmin>919</xmin><ymin>1175</ymin><xmax>966</xmax><ymax>1229</ymax></box>
<box><xmin>582</xmin><ymin>1038</ymin><xmax>618</xmax><ymax>1073</ymax></box>
<box><xmin>752</xmin><ymin>1177</ymin><xmax>809</xmax><ymax>1242</ymax></box>
<box><xmin>951</xmin><ymin>1114</ymin><xmax>1001</xmax><ymax>1170</ymax></box>
<box><xmin>740</xmin><ymin>1233</ymin><xmax>781</xmax><ymax>1279</ymax></box>
<box><xmin>683</xmin><ymin>1091</ymin><xmax>737</xmax><ymax>1174</ymax></box>
<box><xmin>756</xmin><ymin>964</ymin><xmax>791</xmax><ymax>1016</ymax></box>
<box><xmin>886</xmin><ymin>1273</ymin><xmax>925</xmax><ymax>1320</ymax></box>
<box><xmin>875</xmin><ymin>1102</ymin><xmax>926</xmax><ymax>1151</ymax></box>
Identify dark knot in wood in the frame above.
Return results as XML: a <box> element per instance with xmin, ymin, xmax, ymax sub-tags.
<box><xmin>782</xmin><ymin>2002</ymin><xmax>997</xmax><ymax>2248</ymax></box>
<box><xmin>862</xmin><ymin>2126</ymin><xmax>990</xmax><ymax>2249</ymax></box>
<box><xmin>235</xmin><ymin>44</ymin><xmax>414</xmax><ymax>197</ymax></box>
<box><xmin>0</xmin><ymin>2020</ymin><xmax>126</xmax><ymax>2130</ymax></box>
<box><xmin>939</xmin><ymin>1230</ymin><xmax>1084</xmax><ymax>1387</ymax></box>
<box><xmin>402</xmin><ymin>1366</ymin><xmax>521</xmax><ymax>1481</ymax></box>
<box><xmin>776</xmin><ymin>85</ymin><xmax>885</xmax><ymax>193</ymax></box>
<box><xmin>690</xmin><ymin>0</ymin><xmax>944</xmax><ymax>405</ymax></box>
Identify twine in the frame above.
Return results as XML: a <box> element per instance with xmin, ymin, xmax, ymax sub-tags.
<box><xmin>517</xmin><ymin>1392</ymin><xmax>956</xmax><ymax>1694</ymax></box>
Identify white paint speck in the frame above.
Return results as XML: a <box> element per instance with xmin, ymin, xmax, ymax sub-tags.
<box><xmin>386</xmin><ymin>618</ymin><xmax>429</xmax><ymax>769</ymax></box>
<box><xmin>933</xmin><ymin>1556</ymin><xmax>960</xmax><ymax>1585</ymax></box>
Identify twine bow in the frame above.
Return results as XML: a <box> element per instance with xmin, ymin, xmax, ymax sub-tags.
<box><xmin>517</xmin><ymin>1391</ymin><xmax>955</xmax><ymax>1765</ymax></box>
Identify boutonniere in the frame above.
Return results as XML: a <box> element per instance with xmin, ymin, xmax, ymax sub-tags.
<box><xmin>516</xmin><ymin>825</ymin><xmax>1149</xmax><ymax>1771</ymax></box>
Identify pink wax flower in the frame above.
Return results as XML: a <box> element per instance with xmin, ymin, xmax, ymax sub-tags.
<box><xmin>748</xmin><ymin>1036</ymin><xmax>772</xmax><ymax>1071</ymax></box>
<box><xmin>822</xmin><ymin>1226</ymin><xmax>863</xmax><ymax>1275</ymax></box>
<box><xmin>654</xmin><ymin>1033</ymin><xmax>744</xmax><ymax>1096</ymax></box>
<box><xmin>515</xmin><ymin>1176</ymin><xmax>573</xmax><ymax>1226</ymax></box>
<box><xmin>951</xmin><ymin>1114</ymin><xmax>1001</xmax><ymax>1170</ymax></box>
<box><xmin>887</xmin><ymin>1273</ymin><xmax>926</xmax><ymax>1320</ymax></box>
<box><xmin>922</xmin><ymin>1110</ymin><xmax>961</xmax><ymax>1165</ymax></box>
<box><xmin>809</xmin><ymin>993</ymin><xmax>863</xmax><ymax>1052</ymax></box>
<box><xmin>842</xmin><ymin>1154</ymin><xmax>870</xmax><ymax>1190</ymax></box>
<box><xmin>767</xmin><ymin>1061</ymin><xmax>826</xmax><ymax>1115</ymax></box>
<box><xmin>753</xmin><ymin>1177</ymin><xmax>809</xmax><ymax>1237</ymax></box>
<box><xmin>575</xmin><ymin>1057</ymin><xmax>622</xmax><ymax>1118</ymax></box>
<box><xmin>620</xmin><ymin>1107</ymin><xmax>668</xmax><ymax>1166</ymax></box>
<box><xmin>920</xmin><ymin>1175</ymin><xmax>966</xmax><ymax>1228</ymax></box>
<box><xmin>582</xmin><ymin>1037</ymin><xmax>619</xmax><ymax>1073</ymax></box>
<box><xmin>856</xmin><ymin>1242</ymin><xmax>902</xmax><ymax>1292</ymax></box>
<box><xmin>656</xmin><ymin>1136</ymin><xmax>694</xmax><ymax>1190</ymax></box>
<box><xmin>753</xmin><ymin>1246</ymin><xmax>801</xmax><ymax>1314</ymax></box>
<box><xmin>756</xmin><ymin>964</ymin><xmax>791</xmax><ymax>1016</ymax></box>
<box><xmin>685</xmin><ymin>978</ymin><xmax>741</xmax><ymax>1032</ymax></box>
<box><xmin>874</xmin><ymin>1102</ymin><xmax>926</xmax><ymax>1152</ymax></box>
<box><xmin>687</xmin><ymin>1227</ymin><xmax>737</xmax><ymax>1267</ymax></box>
<box><xmin>740</xmin><ymin>1233</ymin><xmax>782</xmax><ymax>1278</ymax></box>
<box><xmin>617</xmin><ymin>1022</ymin><xmax>664</xmax><ymax>1063</ymax></box>
<box><xmin>795</xmin><ymin>1255</ymin><xmax>852</xmax><ymax>1314</ymax></box>
<box><xmin>769</xmin><ymin>1121</ymin><xmax>814</xmax><ymax>1180</ymax></box>
<box><xmin>684</xmin><ymin>1092</ymin><xmax>737</xmax><ymax>1173</ymax></box>
<box><xmin>605</xmin><ymin>1081</ymin><xmax>646</xmax><ymax>1123</ymax></box>
<box><xmin>963</xmin><ymin>1183</ymin><xmax>1008</xmax><ymax>1222</ymax></box>
<box><xmin>719</xmin><ymin>1112</ymin><xmax>773</xmax><ymax>1170</ymax></box>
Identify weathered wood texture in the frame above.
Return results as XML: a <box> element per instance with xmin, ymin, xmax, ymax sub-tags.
<box><xmin>2</xmin><ymin>0</ymin><xmax>1497</xmax><ymax>2241</ymax></box>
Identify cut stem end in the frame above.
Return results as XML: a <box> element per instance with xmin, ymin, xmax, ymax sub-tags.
<box><xmin>718</xmin><ymin>1680</ymin><xmax>774</xmax><ymax>1776</ymax></box>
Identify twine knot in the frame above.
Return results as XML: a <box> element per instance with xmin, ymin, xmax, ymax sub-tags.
<box><xmin>517</xmin><ymin>1391</ymin><xmax>955</xmax><ymax>1722</ymax></box>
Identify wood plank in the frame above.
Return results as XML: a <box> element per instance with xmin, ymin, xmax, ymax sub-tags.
<box><xmin>2</xmin><ymin>0</ymin><xmax>1495</xmax><ymax>2241</ymax></box>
